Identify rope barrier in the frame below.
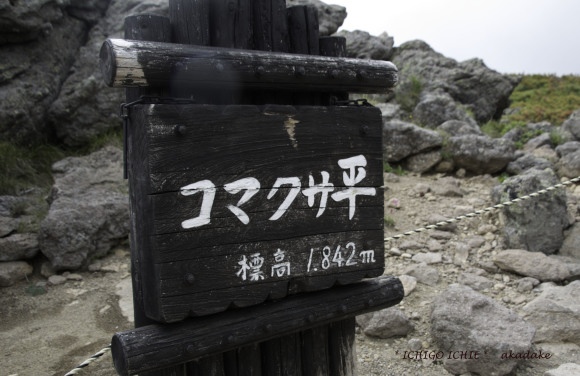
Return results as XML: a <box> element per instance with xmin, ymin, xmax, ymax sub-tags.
<box><xmin>384</xmin><ymin>176</ymin><xmax>580</xmax><ymax>242</ymax></box>
<box><xmin>64</xmin><ymin>345</ymin><xmax>111</xmax><ymax>376</ymax></box>
<box><xmin>64</xmin><ymin>175</ymin><xmax>580</xmax><ymax>375</ymax></box>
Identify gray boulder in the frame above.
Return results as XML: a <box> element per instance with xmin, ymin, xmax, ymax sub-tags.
<box><xmin>338</xmin><ymin>30</ymin><xmax>394</xmax><ymax>60</ymax></box>
<box><xmin>431</xmin><ymin>285</ymin><xmax>535</xmax><ymax>376</ymax></box>
<box><xmin>383</xmin><ymin>120</ymin><xmax>442</xmax><ymax>162</ymax></box>
<box><xmin>506</xmin><ymin>154</ymin><xmax>554</xmax><ymax>175</ymax></box>
<box><xmin>0</xmin><ymin>234</ymin><xmax>39</xmax><ymax>262</ymax></box>
<box><xmin>545</xmin><ymin>363</ymin><xmax>580</xmax><ymax>376</ymax></box>
<box><xmin>391</xmin><ymin>40</ymin><xmax>519</xmax><ymax>124</ymax></box>
<box><xmin>0</xmin><ymin>13</ymin><xmax>86</xmax><ymax>144</ymax></box>
<box><xmin>524</xmin><ymin>132</ymin><xmax>553</xmax><ymax>151</ymax></box>
<box><xmin>0</xmin><ymin>0</ymin><xmax>67</xmax><ymax>44</ymax></box>
<box><xmin>402</xmin><ymin>151</ymin><xmax>442</xmax><ymax>173</ymax></box>
<box><xmin>437</xmin><ymin>119</ymin><xmax>483</xmax><ymax>136</ymax></box>
<box><xmin>48</xmin><ymin>0</ymin><xmax>169</xmax><ymax>147</ymax></box>
<box><xmin>449</xmin><ymin>135</ymin><xmax>516</xmax><ymax>174</ymax></box>
<box><xmin>562</xmin><ymin>109</ymin><xmax>580</xmax><ymax>140</ymax></box>
<box><xmin>557</xmin><ymin>150</ymin><xmax>580</xmax><ymax>179</ymax></box>
<box><xmin>39</xmin><ymin>146</ymin><xmax>129</xmax><ymax>271</ymax></box>
<box><xmin>413</xmin><ymin>91</ymin><xmax>476</xmax><ymax>128</ymax></box>
<box><xmin>522</xmin><ymin>280</ymin><xmax>580</xmax><ymax>344</ymax></box>
<box><xmin>286</xmin><ymin>0</ymin><xmax>346</xmax><ymax>36</ymax></box>
<box><xmin>560</xmin><ymin>222</ymin><xmax>580</xmax><ymax>259</ymax></box>
<box><xmin>491</xmin><ymin>168</ymin><xmax>569</xmax><ymax>254</ymax></box>
<box><xmin>356</xmin><ymin>307</ymin><xmax>413</xmax><ymax>338</ymax></box>
<box><xmin>0</xmin><ymin>261</ymin><xmax>33</xmax><ymax>287</ymax></box>
<box><xmin>493</xmin><ymin>249</ymin><xmax>570</xmax><ymax>282</ymax></box>
<box><xmin>556</xmin><ymin>141</ymin><xmax>580</xmax><ymax>157</ymax></box>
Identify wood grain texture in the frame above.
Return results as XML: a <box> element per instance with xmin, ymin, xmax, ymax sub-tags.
<box><xmin>111</xmin><ymin>276</ymin><xmax>404</xmax><ymax>376</ymax></box>
<box><xmin>99</xmin><ymin>38</ymin><xmax>398</xmax><ymax>93</ymax></box>
<box><xmin>127</xmin><ymin>104</ymin><xmax>385</xmax><ymax>323</ymax></box>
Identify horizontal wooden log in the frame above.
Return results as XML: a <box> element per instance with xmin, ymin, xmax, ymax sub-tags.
<box><xmin>111</xmin><ymin>276</ymin><xmax>404</xmax><ymax>376</ymax></box>
<box><xmin>99</xmin><ymin>38</ymin><xmax>398</xmax><ymax>93</ymax></box>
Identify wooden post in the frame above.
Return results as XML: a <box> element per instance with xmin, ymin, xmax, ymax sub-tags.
<box><xmin>110</xmin><ymin>2</ymin><xmax>401</xmax><ymax>375</ymax></box>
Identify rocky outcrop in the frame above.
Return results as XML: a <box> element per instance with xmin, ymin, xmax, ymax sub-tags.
<box><xmin>39</xmin><ymin>146</ymin><xmax>129</xmax><ymax>271</ymax></box>
<box><xmin>493</xmin><ymin>249</ymin><xmax>570</xmax><ymax>282</ymax></box>
<box><xmin>383</xmin><ymin>120</ymin><xmax>442</xmax><ymax>162</ymax></box>
<box><xmin>356</xmin><ymin>307</ymin><xmax>413</xmax><ymax>338</ymax></box>
<box><xmin>522</xmin><ymin>281</ymin><xmax>580</xmax><ymax>345</ymax></box>
<box><xmin>449</xmin><ymin>135</ymin><xmax>516</xmax><ymax>174</ymax></box>
<box><xmin>431</xmin><ymin>285</ymin><xmax>535</xmax><ymax>376</ymax></box>
<box><xmin>337</xmin><ymin>30</ymin><xmax>394</xmax><ymax>60</ymax></box>
<box><xmin>286</xmin><ymin>0</ymin><xmax>346</xmax><ymax>36</ymax></box>
<box><xmin>491</xmin><ymin>168</ymin><xmax>569</xmax><ymax>254</ymax></box>
<box><xmin>391</xmin><ymin>40</ymin><xmax>520</xmax><ymax>125</ymax></box>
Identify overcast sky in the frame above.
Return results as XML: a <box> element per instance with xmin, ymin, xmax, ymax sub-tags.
<box><xmin>329</xmin><ymin>0</ymin><xmax>580</xmax><ymax>76</ymax></box>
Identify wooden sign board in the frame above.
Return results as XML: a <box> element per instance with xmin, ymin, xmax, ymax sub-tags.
<box><xmin>128</xmin><ymin>104</ymin><xmax>385</xmax><ymax>323</ymax></box>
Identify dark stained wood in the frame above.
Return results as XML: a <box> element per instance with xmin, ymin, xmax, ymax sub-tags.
<box><xmin>301</xmin><ymin>326</ymin><xmax>329</xmax><ymax>376</ymax></box>
<box><xmin>99</xmin><ymin>38</ymin><xmax>398</xmax><ymax>93</ymax></box>
<box><xmin>328</xmin><ymin>319</ymin><xmax>356</xmax><ymax>376</ymax></box>
<box><xmin>169</xmin><ymin>0</ymin><xmax>211</xmax><ymax>45</ymax></box>
<box><xmin>318</xmin><ymin>36</ymin><xmax>348</xmax><ymax>105</ymax></box>
<box><xmin>127</xmin><ymin>103</ymin><xmax>384</xmax><ymax>323</ymax></box>
<box><xmin>111</xmin><ymin>276</ymin><xmax>404</xmax><ymax>376</ymax></box>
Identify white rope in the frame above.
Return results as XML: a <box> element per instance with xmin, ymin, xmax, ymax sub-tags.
<box><xmin>384</xmin><ymin>176</ymin><xmax>580</xmax><ymax>242</ymax></box>
<box><xmin>64</xmin><ymin>345</ymin><xmax>111</xmax><ymax>376</ymax></box>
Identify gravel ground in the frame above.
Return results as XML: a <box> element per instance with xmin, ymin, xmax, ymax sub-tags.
<box><xmin>1</xmin><ymin>172</ymin><xmax>579</xmax><ymax>376</ymax></box>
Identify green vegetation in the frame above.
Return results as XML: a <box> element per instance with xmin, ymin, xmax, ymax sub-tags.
<box><xmin>0</xmin><ymin>127</ymin><xmax>122</xmax><ymax>196</ymax></box>
<box><xmin>481</xmin><ymin>75</ymin><xmax>580</xmax><ymax>139</ymax></box>
<box><xmin>396</xmin><ymin>75</ymin><xmax>424</xmax><ymax>113</ymax></box>
<box><xmin>383</xmin><ymin>162</ymin><xmax>408</xmax><ymax>176</ymax></box>
<box><xmin>0</xmin><ymin>142</ymin><xmax>65</xmax><ymax>195</ymax></box>
<box><xmin>384</xmin><ymin>215</ymin><xmax>396</xmax><ymax>227</ymax></box>
<box><xmin>506</xmin><ymin>74</ymin><xmax>580</xmax><ymax>125</ymax></box>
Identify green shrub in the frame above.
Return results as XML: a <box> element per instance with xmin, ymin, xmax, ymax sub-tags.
<box><xmin>396</xmin><ymin>75</ymin><xmax>423</xmax><ymax>113</ymax></box>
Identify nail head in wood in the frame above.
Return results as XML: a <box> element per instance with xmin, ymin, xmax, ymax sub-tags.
<box><xmin>184</xmin><ymin>273</ymin><xmax>195</xmax><ymax>285</ymax></box>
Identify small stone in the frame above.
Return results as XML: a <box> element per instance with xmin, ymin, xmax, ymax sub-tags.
<box><xmin>427</xmin><ymin>214</ymin><xmax>457</xmax><ymax>232</ymax></box>
<box><xmin>455</xmin><ymin>168</ymin><xmax>467</xmax><ymax>178</ymax></box>
<box><xmin>412</xmin><ymin>252</ymin><xmax>442</xmax><ymax>264</ymax></box>
<box><xmin>516</xmin><ymin>277</ymin><xmax>540</xmax><ymax>293</ymax></box>
<box><xmin>412</xmin><ymin>183</ymin><xmax>431</xmax><ymax>196</ymax></box>
<box><xmin>66</xmin><ymin>273</ymin><xmax>83</xmax><ymax>281</ymax></box>
<box><xmin>477</xmin><ymin>224</ymin><xmax>497</xmax><ymax>235</ymax></box>
<box><xmin>387</xmin><ymin>197</ymin><xmax>402</xmax><ymax>209</ymax></box>
<box><xmin>399</xmin><ymin>240</ymin><xmax>423</xmax><ymax>250</ymax></box>
<box><xmin>478</xmin><ymin>260</ymin><xmax>499</xmax><ymax>273</ymax></box>
<box><xmin>88</xmin><ymin>261</ymin><xmax>102</xmax><ymax>272</ymax></box>
<box><xmin>427</xmin><ymin>239</ymin><xmax>443</xmax><ymax>252</ymax></box>
<box><xmin>458</xmin><ymin>272</ymin><xmax>494</xmax><ymax>291</ymax></box>
<box><xmin>494</xmin><ymin>283</ymin><xmax>505</xmax><ymax>290</ymax></box>
<box><xmin>398</xmin><ymin>275</ymin><xmax>417</xmax><ymax>296</ymax></box>
<box><xmin>453</xmin><ymin>205</ymin><xmax>474</xmax><ymax>217</ymax></box>
<box><xmin>466</xmin><ymin>236</ymin><xmax>486</xmax><ymax>249</ymax></box>
<box><xmin>512</xmin><ymin>295</ymin><xmax>527</xmax><ymax>305</ymax></box>
<box><xmin>40</xmin><ymin>261</ymin><xmax>56</xmax><ymax>278</ymax></box>
<box><xmin>453</xmin><ymin>243</ymin><xmax>470</xmax><ymax>265</ymax></box>
<box><xmin>408</xmin><ymin>338</ymin><xmax>422</xmax><ymax>351</ymax></box>
<box><xmin>404</xmin><ymin>263</ymin><xmax>439</xmax><ymax>286</ymax></box>
<box><xmin>401</xmin><ymin>253</ymin><xmax>412</xmax><ymax>259</ymax></box>
<box><xmin>430</xmin><ymin>230</ymin><xmax>453</xmax><ymax>240</ymax></box>
<box><xmin>388</xmin><ymin>248</ymin><xmax>402</xmax><ymax>256</ymax></box>
<box><xmin>48</xmin><ymin>275</ymin><xmax>67</xmax><ymax>285</ymax></box>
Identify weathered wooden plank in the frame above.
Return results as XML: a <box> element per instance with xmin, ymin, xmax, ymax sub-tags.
<box><xmin>99</xmin><ymin>38</ymin><xmax>398</xmax><ymax>93</ymax></box>
<box><xmin>169</xmin><ymin>0</ymin><xmax>211</xmax><ymax>45</ymax></box>
<box><xmin>127</xmin><ymin>103</ymin><xmax>384</xmax><ymax>323</ymax></box>
<box><xmin>111</xmin><ymin>276</ymin><xmax>404</xmax><ymax>376</ymax></box>
<box><xmin>301</xmin><ymin>326</ymin><xmax>329</xmax><ymax>376</ymax></box>
<box><xmin>139</xmin><ymin>104</ymin><xmax>383</xmax><ymax>192</ymax></box>
<box><xmin>319</xmin><ymin>36</ymin><xmax>348</xmax><ymax>105</ymax></box>
<box><xmin>328</xmin><ymin>319</ymin><xmax>356</xmax><ymax>376</ymax></box>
